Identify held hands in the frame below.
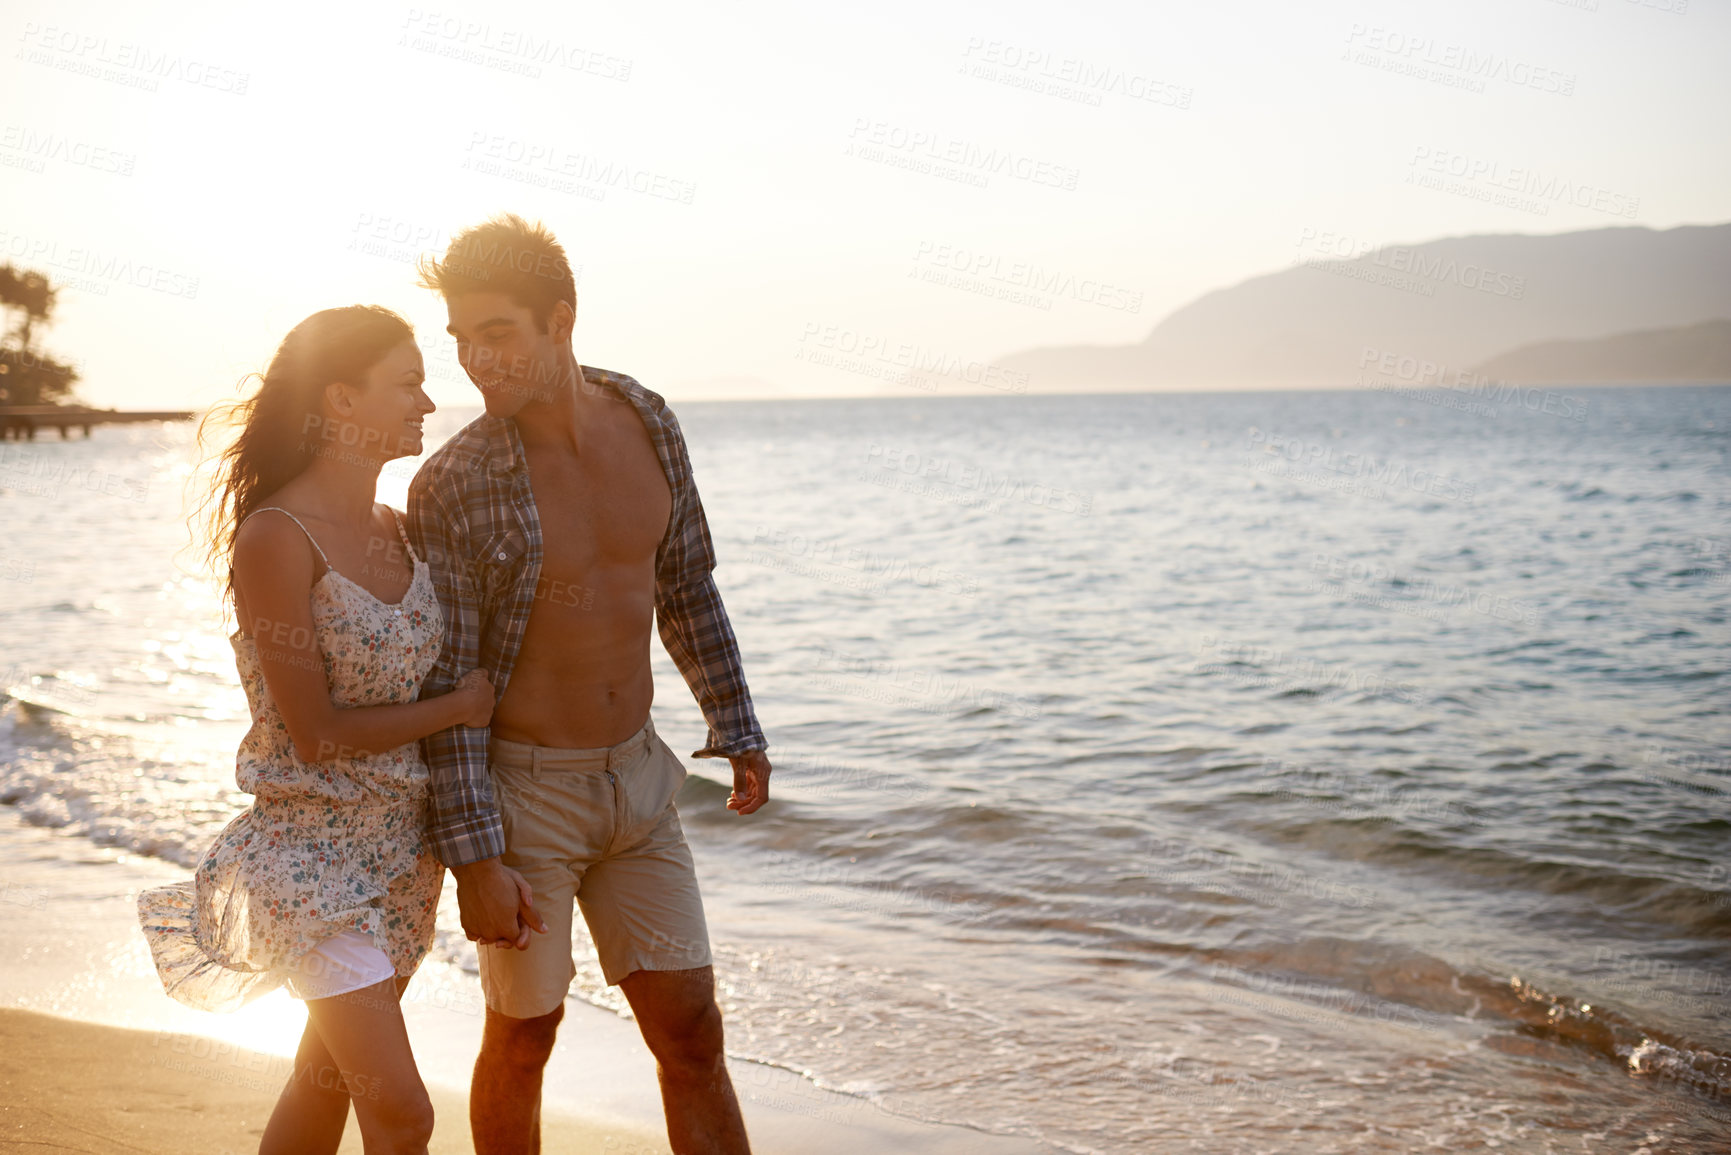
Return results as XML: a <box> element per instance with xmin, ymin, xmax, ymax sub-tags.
<box><xmin>453</xmin><ymin>858</ymin><xmax>547</xmax><ymax>950</ymax></box>
<box><xmin>726</xmin><ymin>749</ymin><xmax>772</xmax><ymax>815</ymax></box>
<box><xmin>453</xmin><ymin>668</ymin><xmax>495</xmax><ymax>728</ymax></box>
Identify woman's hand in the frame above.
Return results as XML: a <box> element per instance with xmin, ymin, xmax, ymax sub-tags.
<box><xmin>454</xmin><ymin>668</ymin><xmax>495</xmax><ymax>727</ymax></box>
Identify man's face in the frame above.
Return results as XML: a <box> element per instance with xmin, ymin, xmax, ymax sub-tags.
<box><xmin>445</xmin><ymin>292</ymin><xmax>566</xmax><ymax>417</ymax></box>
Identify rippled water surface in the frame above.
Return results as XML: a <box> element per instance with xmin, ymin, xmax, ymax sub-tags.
<box><xmin>3</xmin><ymin>383</ymin><xmax>1727</xmax><ymax>1152</ymax></box>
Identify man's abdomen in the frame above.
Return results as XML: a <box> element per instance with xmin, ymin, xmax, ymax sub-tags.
<box><xmin>492</xmin><ymin>565</ymin><xmax>659</xmax><ymax>748</ymax></box>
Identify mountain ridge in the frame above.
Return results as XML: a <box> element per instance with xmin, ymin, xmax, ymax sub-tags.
<box><xmin>1474</xmin><ymin>317</ymin><xmax>1731</xmax><ymax>384</ymax></box>
<box><xmin>999</xmin><ymin>222</ymin><xmax>1731</xmax><ymax>391</ymax></box>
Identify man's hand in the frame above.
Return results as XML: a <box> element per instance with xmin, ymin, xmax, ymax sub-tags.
<box><xmin>726</xmin><ymin>749</ymin><xmax>772</xmax><ymax>814</ymax></box>
<box><xmin>452</xmin><ymin>857</ymin><xmax>548</xmax><ymax>949</ymax></box>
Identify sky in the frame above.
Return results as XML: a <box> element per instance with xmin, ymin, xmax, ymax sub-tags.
<box><xmin>1</xmin><ymin>0</ymin><xmax>1726</xmax><ymax>408</ymax></box>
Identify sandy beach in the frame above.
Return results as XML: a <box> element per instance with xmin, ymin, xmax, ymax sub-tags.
<box><xmin>0</xmin><ymin>1006</ymin><xmax>650</xmax><ymax>1155</ymax></box>
<box><xmin>0</xmin><ymin>808</ymin><xmax>1049</xmax><ymax>1154</ymax></box>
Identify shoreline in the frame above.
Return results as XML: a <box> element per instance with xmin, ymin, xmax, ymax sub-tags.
<box><xmin>0</xmin><ymin>807</ymin><xmax>1053</xmax><ymax>1154</ymax></box>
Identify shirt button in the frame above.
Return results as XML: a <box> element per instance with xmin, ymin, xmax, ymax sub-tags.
<box><xmin>497</xmin><ymin>551</ymin><xmax>507</xmax><ymax>560</ymax></box>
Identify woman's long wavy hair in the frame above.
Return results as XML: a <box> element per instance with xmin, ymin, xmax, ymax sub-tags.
<box><xmin>190</xmin><ymin>305</ymin><xmax>415</xmax><ymax>612</ymax></box>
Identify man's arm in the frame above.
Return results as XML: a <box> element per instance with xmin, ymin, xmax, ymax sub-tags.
<box><xmin>652</xmin><ymin>408</ymin><xmax>768</xmax><ymax>761</ymax></box>
<box><xmin>407</xmin><ymin>471</ymin><xmax>507</xmax><ymax>867</ymax></box>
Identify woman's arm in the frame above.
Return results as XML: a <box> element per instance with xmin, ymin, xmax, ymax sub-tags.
<box><xmin>233</xmin><ymin>513</ymin><xmax>492</xmax><ymax>763</ymax></box>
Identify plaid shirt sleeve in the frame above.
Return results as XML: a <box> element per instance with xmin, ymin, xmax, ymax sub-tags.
<box><xmin>407</xmin><ymin>464</ymin><xmax>506</xmax><ymax>868</ymax></box>
<box><xmin>652</xmin><ymin>402</ymin><xmax>769</xmax><ymax>759</ymax></box>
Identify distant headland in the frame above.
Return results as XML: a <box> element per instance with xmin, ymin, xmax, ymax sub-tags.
<box><xmin>997</xmin><ymin>221</ymin><xmax>1731</xmax><ymax>392</ymax></box>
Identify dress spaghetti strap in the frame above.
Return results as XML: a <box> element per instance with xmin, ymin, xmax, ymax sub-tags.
<box><xmin>387</xmin><ymin>507</ymin><xmax>420</xmax><ymax>565</ymax></box>
<box><xmin>245</xmin><ymin>506</ymin><xmax>331</xmax><ymax>570</ymax></box>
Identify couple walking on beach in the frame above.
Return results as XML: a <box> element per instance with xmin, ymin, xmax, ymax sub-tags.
<box><xmin>135</xmin><ymin>214</ymin><xmax>771</xmax><ymax>1154</ymax></box>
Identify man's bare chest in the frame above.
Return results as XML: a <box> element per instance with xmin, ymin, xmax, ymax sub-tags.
<box><xmin>523</xmin><ymin>424</ymin><xmax>671</xmax><ymax>571</ymax></box>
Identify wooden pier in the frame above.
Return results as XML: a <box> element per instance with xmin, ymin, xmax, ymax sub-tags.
<box><xmin>0</xmin><ymin>406</ymin><xmax>195</xmax><ymax>440</ymax></box>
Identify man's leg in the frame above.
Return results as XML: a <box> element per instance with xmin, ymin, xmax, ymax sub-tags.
<box><xmin>471</xmin><ymin>736</ymin><xmax>586</xmax><ymax>1155</ymax></box>
<box><xmin>469</xmin><ymin>868</ymin><xmax>577</xmax><ymax>1155</ymax></box>
<box><xmin>620</xmin><ymin>965</ymin><xmax>749</xmax><ymax>1155</ymax></box>
<box><xmin>579</xmin><ymin>726</ymin><xmax>743</xmax><ymax>1153</ymax></box>
<box><xmin>471</xmin><ymin>999</ymin><xmax>564</xmax><ymax>1155</ymax></box>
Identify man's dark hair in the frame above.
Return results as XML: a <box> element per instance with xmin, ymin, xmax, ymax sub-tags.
<box><xmin>418</xmin><ymin>213</ymin><xmax>576</xmax><ymax>333</ymax></box>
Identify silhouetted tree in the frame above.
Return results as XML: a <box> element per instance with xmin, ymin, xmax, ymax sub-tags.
<box><xmin>0</xmin><ymin>263</ymin><xmax>80</xmax><ymax>406</ymax></box>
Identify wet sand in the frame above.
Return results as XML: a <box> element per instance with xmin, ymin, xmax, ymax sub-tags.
<box><xmin>0</xmin><ymin>808</ymin><xmax>1051</xmax><ymax>1154</ymax></box>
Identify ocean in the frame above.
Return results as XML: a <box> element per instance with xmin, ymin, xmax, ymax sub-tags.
<box><xmin>2</xmin><ymin>381</ymin><xmax>1727</xmax><ymax>1153</ymax></box>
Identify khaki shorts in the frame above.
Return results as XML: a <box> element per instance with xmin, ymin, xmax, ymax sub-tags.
<box><xmin>478</xmin><ymin>716</ymin><xmax>712</xmax><ymax>1019</ymax></box>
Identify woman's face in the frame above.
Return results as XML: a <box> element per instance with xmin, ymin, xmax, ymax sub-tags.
<box><xmin>319</xmin><ymin>340</ymin><xmax>436</xmax><ymax>464</ymax></box>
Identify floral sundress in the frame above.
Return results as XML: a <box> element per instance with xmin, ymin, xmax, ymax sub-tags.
<box><xmin>135</xmin><ymin>505</ymin><xmax>446</xmax><ymax>1012</ymax></box>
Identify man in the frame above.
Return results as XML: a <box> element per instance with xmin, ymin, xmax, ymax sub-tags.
<box><xmin>406</xmin><ymin>214</ymin><xmax>770</xmax><ymax>1155</ymax></box>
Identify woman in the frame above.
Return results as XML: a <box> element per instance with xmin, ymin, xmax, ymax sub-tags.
<box><xmin>136</xmin><ymin>305</ymin><xmax>491</xmax><ymax>1154</ymax></box>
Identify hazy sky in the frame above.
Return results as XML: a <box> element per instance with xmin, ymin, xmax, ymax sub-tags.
<box><xmin>2</xmin><ymin>0</ymin><xmax>1725</xmax><ymax>408</ymax></box>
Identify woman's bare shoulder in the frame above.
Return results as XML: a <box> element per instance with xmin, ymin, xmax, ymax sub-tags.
<box><xmin>234</xmin><ymin>506</ymin><xmax>321</xmax><ymax>576</ymax></box>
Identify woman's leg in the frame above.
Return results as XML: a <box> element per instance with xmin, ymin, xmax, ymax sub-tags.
<box><xmin>259</xmin><ymin>973</ymin><xmax>421</xmax><ymax>1155</ymax></box>
<box><xmin>258</xmin><ymin>1017</ymin><xmax>353</xmax><ymax>1154</ymax></box>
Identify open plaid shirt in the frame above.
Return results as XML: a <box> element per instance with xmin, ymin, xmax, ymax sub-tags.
<box><xmin>406</xmin><ymin>366</ymin><xmax>767</xmax><ymax>868</ymax></box>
